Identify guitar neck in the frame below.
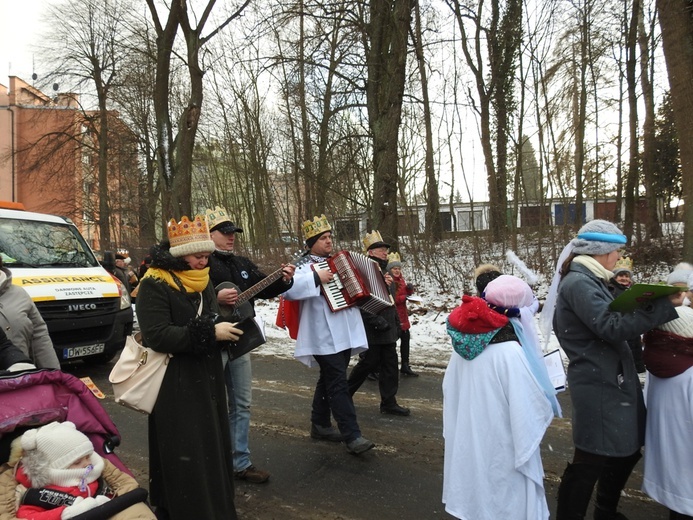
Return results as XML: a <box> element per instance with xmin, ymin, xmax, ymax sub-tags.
<box><xmin>235</xmin><ymin>267</ymin><xmax>285</xmax><ymax>306</ymax></box>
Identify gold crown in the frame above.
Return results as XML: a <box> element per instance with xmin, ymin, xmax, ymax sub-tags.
<box><xmin>387</xmin><ymin>252</ymin><xmax>401</xmax><ymax>264</ymax></box>
<box><xmin>613</xmin><ymin>256</ymin><xmax>633</xmax><ymax>273</ymax></box>
<box><xmin>302</xmin><ymin>214</ymin><xmax>332</xmax><ymax>241</ymax></box>
<box><xmin>362</xmin><ymin>230</ymin><xmax>388</xmax><ymax>252</ymax></box>
<box><xmin>205</xmin><ymin>206</ymin><xmax>232</xmax><ymax>229</ymax></box>
<box><xmin>167</xmin><ymin>215</ymin><xmax>215</xmax><ymax>257</ymax></box>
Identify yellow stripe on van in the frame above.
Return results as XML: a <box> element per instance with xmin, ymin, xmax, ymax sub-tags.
<box><xmin>12</xmin><ymin>275</ymin><xmax>115</xmax><ymax>286</ymax></box>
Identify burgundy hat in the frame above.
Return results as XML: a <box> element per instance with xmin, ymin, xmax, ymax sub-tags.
<box><xmin>448</xmin><ymin>295</ymin><xmax>508</xmax><ymax>334</ymax></box>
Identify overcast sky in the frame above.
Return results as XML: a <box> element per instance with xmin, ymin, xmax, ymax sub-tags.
<box><xmin>0</xmin><ymin>0</ymin><xmax>48</xmax><ymax>85</ymax></box>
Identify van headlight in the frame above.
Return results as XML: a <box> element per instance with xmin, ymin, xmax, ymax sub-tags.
<box><xmin>110</xmin><ymin>275</ymin><xmax>132</xmax><ymax>309</ymax></box>
<box><xmin>119</xmin><ymin>285</ymin><xmax>132</xmax><ymax>309</ymax></box>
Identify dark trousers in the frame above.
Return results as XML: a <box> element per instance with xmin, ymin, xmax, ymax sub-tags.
<box><xmin>348</xmin><ymin>342</ymin><xmax>399</xmax><ymax>407</ymax></box>
<box><xmin>399</xmin><ymin>329</ymin><xmax>411</xmax><ymax>366</ymax></box>
<box><xmin>311</xmin><ymin>350</ymin><xmax>361</xmax><ymax>443</ymax></box>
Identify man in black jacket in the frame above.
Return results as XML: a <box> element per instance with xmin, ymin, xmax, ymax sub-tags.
<box><xmin>347</xmin><ymin>231</ymin><xmax>410</xmax><ymax>416</ymax></box>
<box><xmin>206</xmin><ymin>206</ymin><xmax>295</xmax><ymax>484</ymax></box>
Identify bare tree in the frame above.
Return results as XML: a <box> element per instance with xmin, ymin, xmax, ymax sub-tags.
<box><xmin>658</xmin><ymin>0</ymin><xmax>693</xmax><ymax>258</ymax></box>
<box><xmin>365</xmin><ymin>0</ymin><xmax>415</xmax><ymax>249</ymax></box>
<box><xmin>144</xmin><ymin>0</ymin><xmax>250</xmax><ymax>219</ymax></box>
<box><xmin>38</xmin><ymin>0</ymin><xmax>132</xmax><ymax>249</ymax></box>
<box><xmin>638</xmin><ymin>2</ymin><xmax>662</xmax><ymax>239</ymax></box>
<box><xmin>411</xmin><ymin>0</ymin><xmax>442</xmax><ymax>241</ymax></box>
<box><xmin>445</xmin><ymin>0</ymin><xmax>523</xmax><ymax>242</ymax></box>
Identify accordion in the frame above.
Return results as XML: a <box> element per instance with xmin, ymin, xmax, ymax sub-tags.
<box><xmin>312</xmin><ymin>250</ymin><xmax>394</xmax><ymax>314</ymax></box>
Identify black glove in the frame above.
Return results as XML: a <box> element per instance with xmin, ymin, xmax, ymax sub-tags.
<box><xmin>406</xmin><ymin>283</ymin><xmax>414</xmax><ymax>292</ymax></box>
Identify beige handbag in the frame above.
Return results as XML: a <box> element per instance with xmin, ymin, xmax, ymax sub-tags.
<box><xmin>108</xmin><ymin>331</ymin><xmax>171</xmax><ymax>414</ymax></box>
<box><xmin>109</xmin><ymin>298</ymin><xmax>203</xmax><ymax>414</ymax></box>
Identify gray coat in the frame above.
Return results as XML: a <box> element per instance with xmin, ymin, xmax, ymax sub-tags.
<box><xmin>553</xmin><ymin>261</ymin><xmax>677</xmax><ymax>457</ymax></box>
<box><xmin>0</xmin><ymin>268</ymin><xmax>59</xmax><ymax>369</ymax></box>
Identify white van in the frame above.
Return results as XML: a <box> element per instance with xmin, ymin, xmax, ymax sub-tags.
<box><xmin>0</xmin><ymin>206</ymin><xmax>133</xmax><ymax>364</ymax></box>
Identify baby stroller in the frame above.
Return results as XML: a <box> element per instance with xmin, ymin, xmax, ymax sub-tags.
<box><xmin>0</xmin><ymin>369</ymin><xmax>151</xmax><ymax>519</ymax></box>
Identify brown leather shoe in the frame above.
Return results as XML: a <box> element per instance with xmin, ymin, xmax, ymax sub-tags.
<box><xmin>234</xmin><ymin>465</ymin><xmax>270</xmax><ymax>484</ymax></box>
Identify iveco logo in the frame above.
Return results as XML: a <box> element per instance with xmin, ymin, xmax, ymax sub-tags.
<box><xmin>68</xmin><ymin>303</ymin><xmax>97</xmax><ymax>312</ymax></box>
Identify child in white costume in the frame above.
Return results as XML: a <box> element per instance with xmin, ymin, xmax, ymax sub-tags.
<box><xmin>442</xmin><ymin>275</ymin><xmax>556</xmax><ymax>520</ymax></box>
<box><xmin>642</xmin><ymin>306</ymin><xmax>693</xmax><ymax>519</ymax></box>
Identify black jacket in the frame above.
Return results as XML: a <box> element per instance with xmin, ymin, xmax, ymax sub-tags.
<box><xmin>207</xmin><ymin>251</ymin><xmax>293</xmax><ymax>312</ymax></box>
<box><xmin>136</xmin><ymin>242</ymin><xmax>237</xmax><ymax>519</ymax></box>
<box><xmin>360</xmin><ymin>256</ymin><xmax>400</xmax><ymax>345</ymax></box>
<box><xmin>0</xmin><ymin>329</ymin><xmax>31</xmax><ymax>371</ymax></box>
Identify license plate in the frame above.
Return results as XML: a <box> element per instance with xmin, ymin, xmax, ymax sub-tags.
<box><xmin>63</xmin><ymin>343</ymin><xmax>105</xmax><ymax>359</ymax></box>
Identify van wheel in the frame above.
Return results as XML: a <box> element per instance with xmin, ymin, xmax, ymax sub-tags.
<box><xmin>82</xmin><ymin>351</ymin><xmax>117</xmax><ymax>365</ymax></box>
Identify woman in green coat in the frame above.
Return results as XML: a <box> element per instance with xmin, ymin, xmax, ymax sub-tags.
<box><xmin>136</xmin><ymin>215</ymin><xmax>242</xmax><ymax>520</ymax></box>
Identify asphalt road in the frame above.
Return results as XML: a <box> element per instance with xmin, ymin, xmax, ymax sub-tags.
<box><xmin>63</xmin><ymin>342</ymin><xmax>672</xmax><ymax>520</ymax></box>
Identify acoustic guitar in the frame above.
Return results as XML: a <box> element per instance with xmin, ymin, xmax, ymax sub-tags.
<box><xmin>216</xmin><ymin>254</ymin><xmax>303</xmax><ymax>359</ymax></box>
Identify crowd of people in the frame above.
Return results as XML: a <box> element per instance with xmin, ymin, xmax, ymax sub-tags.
<box><xmin>441</xmin><ymin>219</ymin><xmax>692</xmax><ymax>520</ymax></box>
<box><xmin>1</xmin><ymin>213</ymin><xmax>692</xmax><ymax>520</ymax></box>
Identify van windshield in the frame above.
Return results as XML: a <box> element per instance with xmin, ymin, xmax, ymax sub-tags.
<box><xmin>0</xmin><ymin>218</ymin><xmax>98</xmax><ymax>268</ymax></box>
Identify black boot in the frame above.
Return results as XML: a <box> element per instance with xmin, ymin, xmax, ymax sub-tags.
<box><xmin>400</xmin><ymin>364</ymin><xmax>419</xmax><ymax>377</ymax></box>
<box><xmin>556</xmin><ymin>462</ymin><xmax>602</xmax><ymax>520</ymax></box>
<box><xmin>670</xmin><ymin>510</ymin><xmax>693</xmax><ymax>520</ymax></box>
<box><xmin>593</xmin><ymin>451</ymin><xmax>641</xmax><ymax>520</ymax></box>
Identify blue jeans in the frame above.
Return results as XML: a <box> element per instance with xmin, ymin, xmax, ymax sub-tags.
<box><xmin>222</xmin><ymin>351</ymin><xmax>252</xmax><ymax>472</ymax></box>
<box><xmin>311</xmin><ymin>350</ymin><xmax>362</xmax><ymax>443</ymax></box>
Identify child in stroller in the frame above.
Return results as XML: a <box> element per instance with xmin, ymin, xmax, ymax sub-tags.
<box><xmin>0</xmin><ymin>369</ymin><xmax>154</xmax><ymax>519</ymax></box>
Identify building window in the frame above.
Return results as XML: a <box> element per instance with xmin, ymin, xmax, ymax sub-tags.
<box><xmin>457</xmin><ymin>210</ymin><xmax>482</xmax><ymax>231</ymax></box>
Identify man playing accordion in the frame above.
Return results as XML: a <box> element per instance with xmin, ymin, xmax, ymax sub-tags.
<box><xmin>347</xmin><ymin>231</ymin><xmax>411</xmax><ymax>416</ymax></box>
<box><xmin>282</xmin><ymin>215</ymin><xmax>376</xmax><ymax>455</ymax></box>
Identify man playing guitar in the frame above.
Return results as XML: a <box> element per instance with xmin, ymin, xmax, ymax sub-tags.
<box><xmin>206</xmin><ymin>206</ymin><xmax>295</xmax><ymax>485</ymax></box>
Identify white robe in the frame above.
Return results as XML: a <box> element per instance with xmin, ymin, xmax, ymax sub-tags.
<box><xmin>643</xmin><ymin>367</ymin><xmax>693</xmax><ymax>515</ymax></box>
<box><xmin>283</xmin><ymin>259</ymin><xmax>367</xmax><ymax>367</ymax></box>
<box><xmin>442</xmin><ymin>340</ymin><xmax>553</xmax><ymax>520</ymax></box>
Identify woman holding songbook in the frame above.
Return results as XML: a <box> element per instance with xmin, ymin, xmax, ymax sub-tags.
<box><xmin>540</xmin><ymin>219</ymin><xmax>681</xmax><ymax>520</ymax></box>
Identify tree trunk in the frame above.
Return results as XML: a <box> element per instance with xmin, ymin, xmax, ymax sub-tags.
<box><xmin>658</xmin><ymin>0</ymin><xmax>693</xmax><ymax>258</ymax></box>
<box><xmin>638</xmin><ymin>4</ymin><xmax>662</xmax><ymax>239</ymax></box>
<box><xmin>366</xmin><ymin>0</ymin><xmax>414</xmax><ymax>249</ymax></box>
<box><xmin>624</xmin><ymin>0</ymin><xmax>640</xmax><ymax>239</ymax></box>
<box><xmin>412</xmin><ymin>0</ymin><xmax>442</xmax><ymax>241</ymax></box>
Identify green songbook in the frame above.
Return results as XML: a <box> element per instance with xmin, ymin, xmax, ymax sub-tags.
<box><xmin>609</xmin><ymin>283</ymin><xmax>684</xmax><ymax>312</ymax></box>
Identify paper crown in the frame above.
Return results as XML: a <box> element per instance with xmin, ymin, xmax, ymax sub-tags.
<box><xmin>613</xmin><ymin>256</ymin><xmax>633</xmax><ymax>274</ymax></box>
<box><xmin>362</xmin><ymin>230</ymin><xmax>389</xmax><ymax>252</ymax></box>
<box><xmin>302</xmin><ymin>214</ymin><xmax>332</xmax><ymax>241</ymax></box>
<box><xmin>205</xmin><ymin>206</ymin><xmax>231</xmax><ymax>230</ymax></box>
<box><xmin>388</xmin><ymin>252</ymin><xmax>401</xmax><ymax>264</ymax></box>
<box><xmin>167</xmin><ymin>215</ymin><xmax>216</xmax><ymax>257</ymax></box>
